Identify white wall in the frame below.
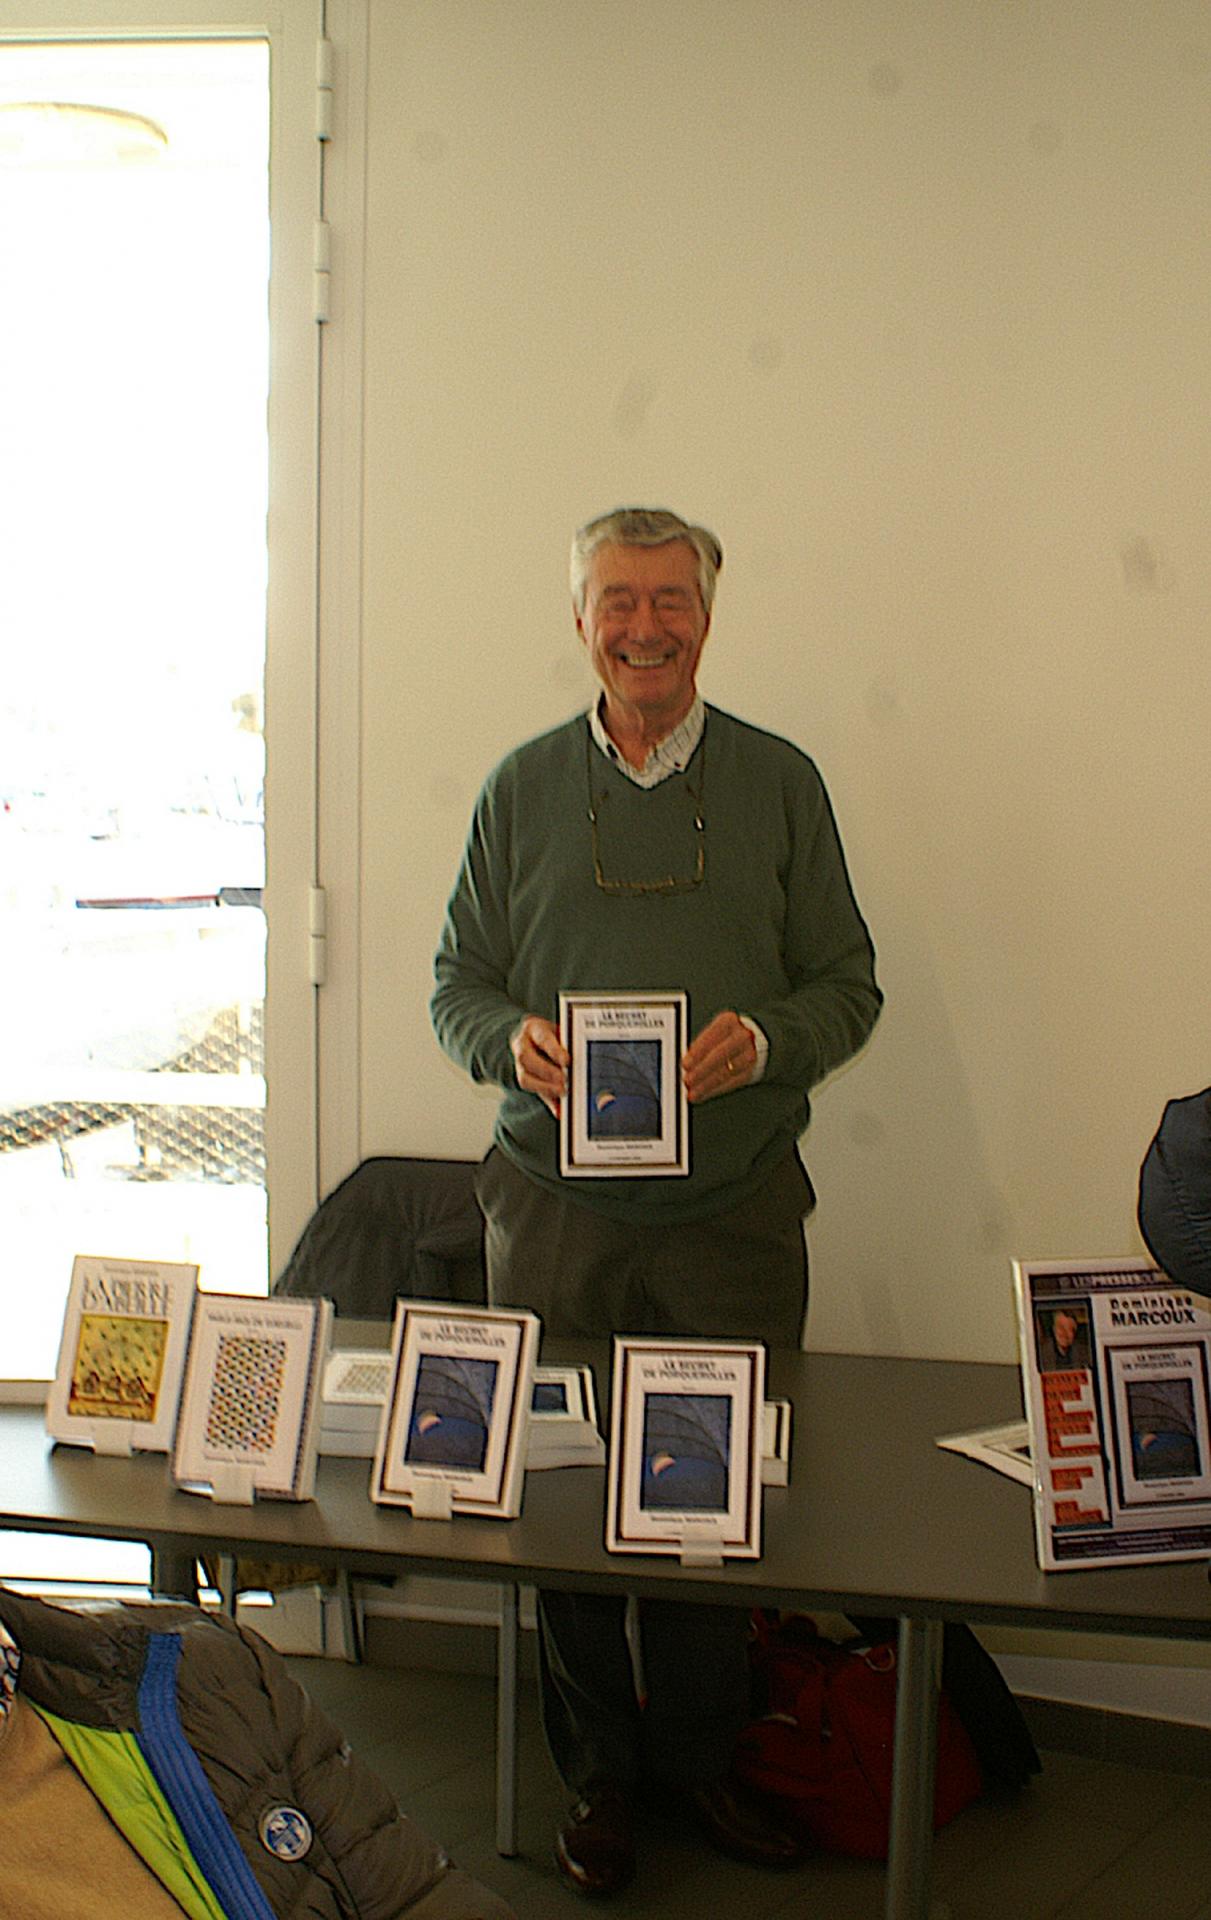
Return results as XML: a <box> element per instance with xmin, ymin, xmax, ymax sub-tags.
<box><xmin>353</xmin><ymin>0</ymin><xmax>1210</xmax><ymax>1365</ymax></box>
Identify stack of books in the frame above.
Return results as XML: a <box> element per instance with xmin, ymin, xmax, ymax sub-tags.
<box><xmin>527</xmin><ymin>1363</ymin><xmax>606</xmax><ymax>1470</ymax></box>
<box><xmin>762</xmin><ymin>1399</ymin><xmax>792</xmax><ymax>1486</ymax></box>
<box><xmin>319</xmin><ymin>1349</ymin><xmax>392</xmax><ymax>1458</ymax></box>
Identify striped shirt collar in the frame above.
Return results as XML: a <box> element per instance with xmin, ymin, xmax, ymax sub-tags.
<box><xmin>588</xmin><ymin>694</ymin><xmax>705</xmax><ymax>789</ymax></box>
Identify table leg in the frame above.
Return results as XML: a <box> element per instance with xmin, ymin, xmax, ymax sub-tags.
<box><xmin>150</xmin><ymin>1547</ymin><xmax>198</xmax><ymax>1600</ymax></box>
<box><xmin>884</xmin><ymin>1615</ymin><xmax>942</xmax><ymax>1920</ymax></box>
<box><xmin>217</xmin><ymin>1555</ymin><xmax>238</xmax><ymax>1618</ymax></box>
<box><xmin>332</xmin><ymin>1570</ymin><xmax>362</xmax><ymax>1663</ymax></box>
<box><xmin>496</xmin><ymin>1581</ymin><xmax>519</xmax><ymax>1856</ymax></box>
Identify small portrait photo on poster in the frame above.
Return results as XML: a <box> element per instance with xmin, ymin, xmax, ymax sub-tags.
<box><xmin>1034</xmin><ymin>1302</ymin><xmax>1092</xmax><ymax>1373</ymax></box>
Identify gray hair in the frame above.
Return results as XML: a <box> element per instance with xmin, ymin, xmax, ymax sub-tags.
<box><xmin>570</xmin><ymin>507</ymin><xmax>723</xmax><ymax>615</ymax></box>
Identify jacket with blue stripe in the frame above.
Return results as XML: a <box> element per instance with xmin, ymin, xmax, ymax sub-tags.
<box><xmin>0</xmin><ymin>1589</ymin><xmax>513</xmax><ymax>1920</ymax></box>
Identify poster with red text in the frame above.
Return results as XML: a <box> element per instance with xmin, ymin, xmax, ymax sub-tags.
<box><xmin>1014</xmin><ymin>1258</ymin><xmax>1211</xmax><ymax>1570</ymax></box>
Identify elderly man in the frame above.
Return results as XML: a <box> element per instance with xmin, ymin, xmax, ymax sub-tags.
<box><xmin>432</xmin><ymin>506</ymin><xmax>881</xmax><ymax>1896</ymax></box>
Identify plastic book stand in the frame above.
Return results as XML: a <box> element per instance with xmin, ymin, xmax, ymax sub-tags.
<box><xmin>410</xmin><ymin>1480</ymin><xmax>455</xmax><ymax>1521</ymax></box>
<box><xmin>84</xmin><ymin>1424</ymin><xmax>135</xmax><ymax>1458</ymax></box>
<box><xmin>678</xmin><ymin>1524</ymin><xmax>724</xmax><ymax>1569</ymax></box>
<box><xmin>204</xmin><ymin>1464</ymin><xmax>258</xmax><ymax>1505</ymax></box>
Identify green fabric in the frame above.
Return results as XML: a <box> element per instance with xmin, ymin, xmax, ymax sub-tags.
<box><xmin>31</xmin><ymin>1706</ymin><xmax>230</xmax><ymax>1920</ymax></box>
<box><xmin>432</xmin><ymin>706</ymin><xmax>881</xmax><ymax>1223</ymax></box>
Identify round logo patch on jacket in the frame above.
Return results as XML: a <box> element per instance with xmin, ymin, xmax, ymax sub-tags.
<box><xmin>259</xmin><ymin>1805</ymin><xmax>313</xmax><ymax>1861</ymax></box>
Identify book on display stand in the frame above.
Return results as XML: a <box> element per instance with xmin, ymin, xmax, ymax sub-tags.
<box><xmin>46</xmin><ymin>1255</ymin><xmax>198</xmax><ymax>1455</ymax></box>
<box><xmin>606</xmin><ymin>1335</ymin><xmax>765</xmax><ymax>1564</ymax></box>
<box><xmin>173</xmin><ymin>1293</ymin><xmax>332</xmax><ymax>1503</ymax></box>
<box><xmin>371</xmin><ymin>1300</ymin><xmax>539</xmax><ymax>1520</ymax></box>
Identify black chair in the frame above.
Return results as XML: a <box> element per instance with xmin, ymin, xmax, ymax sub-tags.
<box><xmin>273</xmin><ymin>1154</ymin><xmax>487</xmax><ymax>1314</ymax></box>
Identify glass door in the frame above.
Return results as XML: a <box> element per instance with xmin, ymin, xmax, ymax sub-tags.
<box><xmin>0</xmin><ymin>19</ymin><xmax>318</xmax><ymax>1384</ymax></box>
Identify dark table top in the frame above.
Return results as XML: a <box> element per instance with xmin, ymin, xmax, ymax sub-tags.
<box><xmin>6</xmin><ymin>1344</ymin><xmax>1211</xmax><ymax>1638</ymax></box>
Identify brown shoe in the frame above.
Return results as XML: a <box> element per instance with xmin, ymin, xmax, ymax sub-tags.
<box><xmin>554</xmin><ymin>1786</ymin><xmax>636</xmax><ymax>1897</ymax></box>
<box><xmin>688</xmin><ymin>1779</ymin><xmax>805</xmax><ymax>1868</ymax></box>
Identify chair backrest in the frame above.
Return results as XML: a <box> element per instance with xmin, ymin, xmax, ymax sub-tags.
<box><xmin>273</xmin><ymin>1156</ymin><xmax>486</xmax><ymax>1315</ymax></box>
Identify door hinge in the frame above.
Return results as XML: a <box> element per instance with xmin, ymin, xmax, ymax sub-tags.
<box><xmin>314</xmin><ymin>219</ymin><xmax>331</xmax><ymax>323</ymax></box>
<box><xmin>309</xmin><ymin>885</ymin><xmax>328</xmax><ymax>987</ymax></box>
<box><xmin>314</xmin><ymin>39</ymin><xmax>334</xmax><ymax>321</ymax></box>
<box><xmin>316</xmin><ymin>37</ymin><xmax>334</xmax><ymax>141</ymax></box>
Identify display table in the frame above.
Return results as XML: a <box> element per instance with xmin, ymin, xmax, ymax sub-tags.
<box><xmin>6</xmin><ymin>1345</ymin><xmax>1211</xmax><ymax>1920</ymax></box>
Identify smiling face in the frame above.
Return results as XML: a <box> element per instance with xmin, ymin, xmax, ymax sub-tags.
<box><xmin>576</xmin><ymin>539</ymin><xmax>710</xmax><ymax>742</ymax></box>
<box><xmin>1053</xmin><ymin>1311</ymin><xmax>1079</xmax><ymax>1352</ymax></box>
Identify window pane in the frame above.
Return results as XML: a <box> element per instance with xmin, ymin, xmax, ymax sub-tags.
<box><xmin>0</xmin><ymin>40</ymin><xmax>271</xmax><ymax>1379</ymax></box>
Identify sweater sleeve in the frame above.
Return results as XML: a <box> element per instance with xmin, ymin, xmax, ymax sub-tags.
<box><xmin>430</xmin><ymin>765</ymin><xmax>528</xmax><ymax>1091</ymax></box>
<box><xmin>745</xmin><ymin>758</ymin><xmax>882</xmax><ymax>1092</ymax></box>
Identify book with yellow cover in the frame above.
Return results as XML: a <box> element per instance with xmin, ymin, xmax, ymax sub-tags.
<box><xmin>47</xmin><ymin>1255</ymin><xmax>199</xmax><ymax>1452</ymax></box>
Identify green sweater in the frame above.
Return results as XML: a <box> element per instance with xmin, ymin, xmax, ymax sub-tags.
<box><xmin>431</xmin><ymin>706</ymin><xmax>881</xmax><ymax>1223</ymax></box>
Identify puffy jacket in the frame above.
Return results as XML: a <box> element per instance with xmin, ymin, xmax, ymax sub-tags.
<box><xmin>0</xmin><ymin>1588</ymin><xmax>514</xmax><ymax>1920</ymax></box>
<box><xmin>1138</xmin><ymin>1086</ymin><xmax>1211</xmax><ymax>1294</ymax></box>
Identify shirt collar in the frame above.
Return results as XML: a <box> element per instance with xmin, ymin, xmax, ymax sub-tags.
<box><xmin>588</xmin><ymin>694</ymin><xmax>705</xmax><ymax>789</ymax></box>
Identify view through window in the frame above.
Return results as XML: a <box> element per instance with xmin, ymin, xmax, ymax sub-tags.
<box><xmin>0</xmin><ymin>39</ymin><xmax>271</xmax><ymax>1386</ymax></box>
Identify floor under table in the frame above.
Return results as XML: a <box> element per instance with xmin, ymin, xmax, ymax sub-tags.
<box><xmin>287</xmin><ymin>1653</ymin><xmax>1211</xmax><ymax>1920</ymax></box>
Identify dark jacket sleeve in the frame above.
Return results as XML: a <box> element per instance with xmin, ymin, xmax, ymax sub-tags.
<box><xmin>1138</xmin><ymin>1087</ymin><xmax>1211</xmax><ymax>1294</ymax></box>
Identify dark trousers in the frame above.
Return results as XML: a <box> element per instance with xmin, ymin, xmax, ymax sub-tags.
<box><xmin>476</xmin><ymin>1146</ymin><xmax>813</xmax><ymax>1794</ymax></box>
